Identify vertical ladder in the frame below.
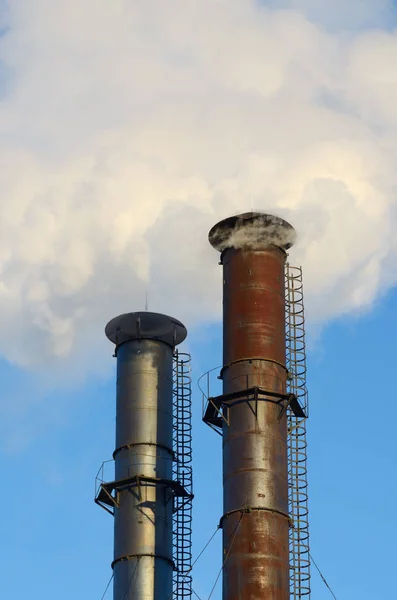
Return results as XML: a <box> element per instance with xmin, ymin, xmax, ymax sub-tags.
<box><xmin>173</xmin><ymin>352</ymin><xmax>193</xmax><ymax>600</ymax></box>
<box><xmin>285</xmin><ymin>264</ymin><xmax>311</xmax><ymax>599</ymax></box>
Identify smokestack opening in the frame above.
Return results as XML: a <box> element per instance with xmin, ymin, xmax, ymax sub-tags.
<box><xmin>208</xmin><ymin>211</ymin><xmax>296</xmax><ymax>252</ymax></box>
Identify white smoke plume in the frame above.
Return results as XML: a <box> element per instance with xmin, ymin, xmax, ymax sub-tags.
<box><xmin>0</xmin><ymin>0</ymin><xmax>396</xmax><ymax>369</ymax></box>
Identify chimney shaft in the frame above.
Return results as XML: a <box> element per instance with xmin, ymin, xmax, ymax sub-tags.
<box><xmin>104</xmin><ymin>312</ymin><xmax>187</xmax><ymax>600</ymax></box>
<box><xmin>209</xmin><ymin>213</ymin><xmax>295</xmax><ymax>600</ymax></box>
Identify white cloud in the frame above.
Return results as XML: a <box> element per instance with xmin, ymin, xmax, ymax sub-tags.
<box><xmin>0</xmin><ymin>0</ymin><xmax>396</xmax><ymax>369</ymax></box>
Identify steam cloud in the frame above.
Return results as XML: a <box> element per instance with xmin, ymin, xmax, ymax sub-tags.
<box><xmin>209</xmin><ymin>214</ymin><xmax>297</xmax><ymax>252</ymax></box>
<box><xmin>0</xmin><ymin>0</ymin><xmax>397</xmax><ymax>369</ymax></box>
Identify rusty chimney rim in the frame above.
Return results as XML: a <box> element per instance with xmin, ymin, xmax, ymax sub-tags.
<box><xmin>208</xmin><ymin>211</ymin><xmax>296</xmax><ymax>252</ymax></box>
<box><xmin>105</xmin><ymin>311</ymin><xmax>187</xmax><ymax>348</ymax></box>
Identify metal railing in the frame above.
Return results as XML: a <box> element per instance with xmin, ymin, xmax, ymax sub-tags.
<box><xmin>95</xmin><ymin>459</ymin><xmax>115</xmax><ymax>497</ymax></box>
<box><xmin>286</xmin><ymin>264</ymin><xmax>311</xmax><ymax>598</ymax></box>
<box><xmin>173</xmin><ymin>352</ymin><xmax>193</xmax><ymax>600</ymax></box>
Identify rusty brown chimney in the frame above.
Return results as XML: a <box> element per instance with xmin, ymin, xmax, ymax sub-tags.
<box><xmin>205</xmin><ymin>212</ymin><xmax>298</xmax><ymax>600</ymax></box>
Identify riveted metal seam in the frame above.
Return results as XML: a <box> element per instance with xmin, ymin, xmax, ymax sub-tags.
<box><xmin>220</xmin><ymin>357</ymin><xmax>288</xmax><ymax>378</ymax></box>
<box><xmin>112</xmin><ymin>554</ymin><xmax>175</xmax><ymax>570</ymax></box>
<box><xmin>219</xmin><ymin>506</ymin><xmax>291</xmax><ymax>528</ymax></box>
<box><xmin>113</xmin><ymin>441</ymin><xmax>175</xmax><ymax>460</ymax></box>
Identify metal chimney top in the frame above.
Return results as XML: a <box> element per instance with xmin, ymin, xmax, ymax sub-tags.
<box><xmin>208</xmin><ymin>211</ymin><xmax>296</xmax><ymax>252</ymax></box>
<box><xmin>105</xmin><ymin>311</ymin><xmax>187</xmax><ymax>348</ymax></box>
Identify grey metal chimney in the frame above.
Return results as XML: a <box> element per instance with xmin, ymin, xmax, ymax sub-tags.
<box><xmin>96</xmin><ymin>311</ymin><xmax>188</xmax><ymax>600</ymax></box>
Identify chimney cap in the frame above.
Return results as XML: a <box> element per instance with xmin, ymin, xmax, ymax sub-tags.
<box><xmin>208</xmin><ymin>211</ymin><xmax>296</xmax><ymax>252</ymax></box>
<box><xmin>105</xmin><ymin>311</ymin><xmax>187</xmax><ymax>348</ymax></box>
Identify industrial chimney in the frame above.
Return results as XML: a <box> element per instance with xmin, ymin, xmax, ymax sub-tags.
<box><xmin>203</xmin><ymin>212</ymin><xmax>308</xmax><ymax>600</ymax></box>
<box><xmin>95</xmin><ymin>311</ymin><xmax>193</xmax><ymax>600</ymax></box>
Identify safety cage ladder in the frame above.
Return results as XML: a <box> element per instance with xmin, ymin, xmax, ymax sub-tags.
<box><xmin>285</xmin><ymin>264</ymin><xmax>311</xmax><ymax>599</ymax></box>
<box><xmin>173</xmin><ymin>352</ymin><xmax>193</xmax><ymax>600</ymax></box>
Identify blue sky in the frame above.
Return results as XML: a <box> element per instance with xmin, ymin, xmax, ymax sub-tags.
<box><xmin>1</xmin><ymin>1</ymin><xmax>397</xmax><ymax>599</ymax></box>
<box><xmin>1</xmin><ymin>284</ymin><xmax>397</xmax><ymax>599</ymax></box>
